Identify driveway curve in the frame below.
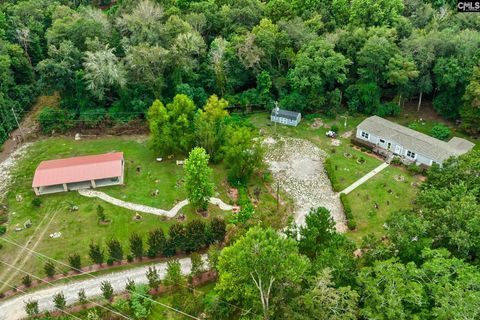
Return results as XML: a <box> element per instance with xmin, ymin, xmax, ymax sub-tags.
<box><xmin>0</xmin><ymin>255</ymin><xmax>202</xmax><ymax>320</ymax></box>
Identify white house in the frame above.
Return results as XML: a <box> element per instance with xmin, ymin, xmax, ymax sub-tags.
<box><xmin>271</xmin><ymin>109</ymin><xmax>301</xmax><ymax>126</ymax></box>
<box><xmin>356</xmin><ymin>116</ymin><xmax>474</xmax><ymax>166</ymax></box>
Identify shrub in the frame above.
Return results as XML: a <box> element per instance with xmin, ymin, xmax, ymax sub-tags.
<box><xmin>340</xmin><ymin>193</ymin><xmax>356</xmax><ymax>230</ymax></box>
<box><xmin>351</xmin><ymin>137</ymin><xmax>374</xmax><ymax>151</ymax></box>
<box><xmin>107</xmin><ymin>258</ymin><xmax>114</xmax><ymax>266</ymax></box>
<box><xmin>53</xmin><ymin>292</ymin><xmax>66</xmax><ymax>310</ymax></box>
<box><xmin>24</xmin><ymin>300</ymin><xmax>39</xmax><ymax>316</ymax></box>
<box><xmin>376</xmin><ymin>102</ymin><xmax>401</xmax><ymax>117</ymax></box>
<box><xmin>126</xmin><ymin>254</ymin><xmax>134</xmax><ymax>263</ymax></box>
<box><xmin>22</xmin><ymin>275</ymin><xmax>32</xmax><ymax>288</ymax></box>
<box><xmin>146</xmin><ymin>229</ymin><xmax>166</xmax><ymax>258</ymax></box>
<box><xmin>68</xmin><ymin>253</ymin><xmax>81</xmax><ymax>271</ymax></box>
<box><xmin>78</xmin><ymin>289</ymin><xmax>87</xmax><ymax>305</ymax></box>
<box><xmin>96</xmin><ymin>205</ymin><xmax>106</xmax><ymax>222</ymax></box>
<box><xmin>31</xmin><ymin>198</ymin><xmax>42</xmax><ymax>208</ymax></box>
<box><xmin>324</xmin><ymin>158</ymin><xmax>340</xmax><ymax>192</ymax></box>
<box><xmin>391</xmin><ymin>156</ymin><xmax>402</xmax><ymax>165</ymax></box>
<box><xmin>101</xmin><ymin>281</ymin><xmax>114</xmax><ymax>301</ymax></box>
<box><xmin>44</xmin><ymin>262</ymin><xmax>56</xmax><ymax>278</ymax></box>
<box><xmin>37</xmin><ymin>107</ymin><xmax>74</xmax><ymax>134</ymax></box>
<box><xmin>0</xmin><ymin>225</ymin><xmax>6</xmax><ymax>235</ymax></box>
<box><xmin>129</xmin><ymin>233</ymin><xmax>144</xmax><ymax>260</ymax></box>
<box><xmin>430</xmin><ymin>123</ymin><xmax>451</xmax><ymax>141</ymax></box>
<box><xmin>330</xmin><ymin>124</ymin><xmax>339</xmax><ymax>133</ymax></box>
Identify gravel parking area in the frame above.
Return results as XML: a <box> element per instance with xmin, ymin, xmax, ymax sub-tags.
<box><xmin>264</xmin><ymin>137</ymin><xmax>347</xmax><ymax>232</ymax></box>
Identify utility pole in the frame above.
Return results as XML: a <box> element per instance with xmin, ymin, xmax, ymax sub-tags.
<box><xmin>11</xmin><ymin>107</ymin><xmax>25</xmax><ymax>143</ymax></box>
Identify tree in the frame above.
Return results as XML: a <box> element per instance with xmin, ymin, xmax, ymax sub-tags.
<box><xmin>106</xmin><ymin>239</ymin><xmax>123</xmax><ymax>263</ymax></box>
<box><xmin>44</xmin><ymin>262</ymin><xmax>56</xmax><ymax>278</ymax></box>
<box><xmin>68</xmin><ymin>253</ymin><xmax>81</xmax><ymax>271</ymax></box>
<box><xmin>83</xmin><ymin>45</ymin><xmax>126</xmax><ymax>100</ymax></box>
<box><xmin>146</xmin><ymin>229</ymin><xmax>166</xmax><ymax>258</ymax></box>
<box><xmin>89</xmin><ymin>243</ymin><xmax>104</xmax><ymax>265</ymax></box>
<box><xmin>190</xmin><ymin>252</ymin><xmax>204</xmax><ymax>277</ymax></box>
<box><xmin>207</xmin><ymin>244</ymin><xmax>220</xmax><ymax>273</ymax></box>
<box><xmin>292</xmin><ymin>269</ymin><xmax>359</xmax><ymax>320</ymax></box>
<box><xmin>101</xmin><ymin>281</ymin><xmax>114</xmax><ymax>302</ymax></box>
<box><xmin>22</xmin><ymin>275</ymin><xmax>32</xmax><ymax>288</ymax></box>
<box><xmin>461</xmin><ymin>66</ymin><xmax>480</xmax><ymax>134</ymax></box>
<box><xmin>184</xmin><ymin>147</ymin><xmax>215</xmax><ymax>211</ymax></box>
<box><xmin>146</xmin><ymin>266</ymin><xmax>161</xmax><ymax>291</ymax></box>
<box><xmin>222</xmin><ymin>126</ymin><xmax>264</xmax><ymax>185</ymax></box>
<box><xmin>386</xmin><ymin>54</ymin><xmax>419</xmax><ymax>105</ymax></box>
<box><xmin>350</xmin><ymin>0</ymin><xmax>404</xmax><ymax>27</ymax></box>
<box><xmin>288</xmin><ymin>39</ymin><xmax>350</xmax><ymax>111</ymax></box>
<box><xmin>358</xmin><ymin>35</ymin><xmax>399</xmax><ymax>86</ymax></box>
<box><xmin>125</xmin><ymin>278</ymin><xmax>136</xmax><ymax>292</ymax></box>
<box><xmin>24</xmin><ymin>299</ymin><xmax>39</xmax><ymax>317</ymax></box>
<box><xmin>185</xmin><ymin>219</ymin><xmax>207</xmax><ymax>253</ymax></box>
<box><xmin>164</xmin><ymin>259</ymin><xmax>185</xmax><ymax>289</ymax></box>
<box><xmin>216</xmin><ymin>227</ymin><xmax>310</xmax><ymax>319</ymax></box>
<box><xmin>208</xmin><ymin>217</ymin><xmax>226</xmax><ymax>243</ymax></box>
<box><xmin>129</xmin><ymin>233</ymin><xmax>144</xmax><ymax>260</ymax></box>
<box><xmin>168</xmin><ymin>223</ymin><xmax>187</xmax><ymax>254</ymax></box>
<box><xmin>53</xmin><ymin>292</ymin><xmax>66</xmax><ymax>310</ymax></box>
<box><xmin>147</xmin><ymin>94</ymin><xmax>197</xmax><ymax>156</ymax></box>
<box><xmin>78</xmin><ymin>288</ymin><xmax>87</xmax><ymax>305</ymax></box>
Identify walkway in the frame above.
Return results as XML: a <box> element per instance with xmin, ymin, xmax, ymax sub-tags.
<box><xmin>340</xmin><ymin>162</ymin><xmax>390</xmax><ymax>195</ymax></box>
<box><xmin>0</xmin><ymin>255</ymin><xmax>203</xmax><ymax>320</ymax></box>
<box><xmin>78</xmin><ymin>189</ymin><xmax>233</xmax><ymax>217</ymax></box>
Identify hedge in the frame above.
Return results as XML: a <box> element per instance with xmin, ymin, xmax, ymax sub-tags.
<box><xmin>325</xmin><ymin>158</ymin><xmax>341</xmax><ymax>192</ymax></box>
<box><xmin>340</xmin><ymin>193</ymin><xmax>356</xmax><ymax>230</ymax></box>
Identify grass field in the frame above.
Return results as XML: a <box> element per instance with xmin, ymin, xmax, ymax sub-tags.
<box><xmin>0</xmin><ymin>137</ymin><xmax>236</xmax><ymax>286</ymax></box>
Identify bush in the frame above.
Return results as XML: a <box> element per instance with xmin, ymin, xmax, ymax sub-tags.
<box><xmin>37</xmin><ymin>107</ymin><xmax>74</xmax><ymax>134</ymax></box>
<box><xmin>22</xmin><ymin>275</ymin><xmax>32</xmax><ymax>288</ymax></box>
<box><xmin>391</xmin><ymin>156</ymin><xmax>402</xmax><ymax>165</ymax></box>
<box><xmin>0</xmin><ymin>225</ymin><xmax>6</xmax><ymax>235</ymax></box>
<box><xmin>68</xmin><ymin>253</ymin><xmax>81</xmax><ymax>271</ymax></box>
<box><xmin>340</xmin><ymin>193</ymin><xmax>356</xmax><ymax>230</ymax></box>
<box><xmin>31</xmin><ymin>198</ymin><xmax>42</xmax><ymax>208</ymax></box>
<box><xmin>376</xmin><ymin>102</ymin><xmax>401</xmax><ymax>117</ymax></box>
<box><xmin>430</xmin><ymin>123</ymin><xmax>451</xmax><ymax>141</ymax></box>
<box><xmin>107</xmin><ymin>258</ymin><xmax>114</xmax><ymax>266</ymax></box>
<box><xmin>44</xmin><ymin>262</ymin><xmax>56</xmax><ymax>278</ymax></box>
<box><xmin>126</xmin><ymin>254</ymin><xmax>134</xmax><ymax>263</ymax></box>
<box><xmin>351</xmin><ymin>137</ymin><xmax>375</xmax><ymax>151</ymax></box>
<box><xmin>324</xmin><ymin>158</ymin><xmax>340</xmax><ymax>192</ymax></box>
<box><xmin>330</xmin><ymin>124</ymin><xmax>339</xmax><ymax>133</ymax></box>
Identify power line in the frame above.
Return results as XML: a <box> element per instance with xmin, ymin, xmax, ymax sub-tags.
<box><xmin>0</xmin><ymin>236</ymin><xmax>201</xmax><ymax>320</ymax></box>
<box><xmin>0</xmin><ymin>278</ymin><xmax>84</xmax><ymax>320</ymax></box>
<box><xmin>0</xmin><ymin>259</ymin><xmax>133</xmax><ymax>320</ymax></box>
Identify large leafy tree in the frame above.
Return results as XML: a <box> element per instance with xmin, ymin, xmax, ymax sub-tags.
<box><xmin>184</xmin><ymin>147</ymin><xmax>215</xmax><ymax>211</ymax></box>
<box><xmin>216</xmin><ymin>227</ymin><xmax>310</xmax><ymax>319</ymax></box>
<box><xmin>461</xmin><ymin>66</ymin><xmax>480</xmax><ymax>134</ymax></box>
<box><xmin>350</xmin><ymin>0</ymin><xmax>404</xmax><ymax>27</ymax></box>
<box><xmin>288</xmin><ymin>39</ymin><xmax>350</xmax><ymax>111</ymax></box>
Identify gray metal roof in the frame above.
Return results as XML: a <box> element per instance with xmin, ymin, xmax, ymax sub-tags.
<box><xmin>271</xmin><ymin>109</ymin><xmax>300</xmax><ymax>121</ymax></box>
<box><xmin>357</xmin><ymin>116</ymin><xmax>475</xmax><ymax>162</ymax></box>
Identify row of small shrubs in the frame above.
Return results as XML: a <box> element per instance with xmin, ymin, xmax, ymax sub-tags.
<box><xmin>324</xmin><ymin>158</ymin><xmax>341</xmax><ymax>192</ymax></box>
<box><xmin>350</xmin><ymin>137</ymin><xmax>375</xmax><ymax>151</ymax></box>
<box><xmin>340</xmin><ymin>193</ymin><xmax>356</xmax><ymax>230</ymax></box>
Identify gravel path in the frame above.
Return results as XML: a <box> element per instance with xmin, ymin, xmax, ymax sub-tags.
<box><xmin>0</xmin><ymin>255</ymin><xmax>203</xmax><ymax>320</ymax></box>
<box><xmin>78</xmin><ymin>189</ymin><xmax>233</xmax><ymax>217</ymax></box>
<box><xmin>0</xmin><ymin>143</ymin><xmax>31</xmax><ymax>200</ymax></box>
<box><xmin>263</xmin><ymin>137</ymin><xmax>347</xmax><ymax>232</ymax></box>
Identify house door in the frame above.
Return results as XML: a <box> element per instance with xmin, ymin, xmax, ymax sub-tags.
<box><xmin>394</xmin><ymin>145</ymin><xmax>402</xmax><ymax>155</ymax></box>
<box><xmin>387</xmin><ymin>142</ymin><xmax>392</xmax><ymax>150</ymax></box>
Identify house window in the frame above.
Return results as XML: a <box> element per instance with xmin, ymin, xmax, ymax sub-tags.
<box><xmin>406</xmin><ymin>150</ymin><xmax>416</xmax><ymax>159</ymax></box>
<box><xmin>361</xmin><ymin>131</ymin><xmax>369</xmax><ymax>139</ymax></box>
<box><xmin>379</xmin><ymin>139</ymin><xmax>385</xmax><ymax>144</ymax></box>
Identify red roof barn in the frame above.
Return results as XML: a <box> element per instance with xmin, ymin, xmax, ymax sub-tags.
<box><xmin>32</xmin><ymin>152</ymin><xmax>124</xmax><ymax>195</ymax></box>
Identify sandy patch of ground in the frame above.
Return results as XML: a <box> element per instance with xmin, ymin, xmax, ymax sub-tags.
<box><xmin>263</xmin><ymin>137</ymin><xmax>347</xmax><ymax>232</ymax></box>
<box><xmin>0</xmin><ymin>143</ymin><xmax>31</xmax><ymax>200</ymax></box>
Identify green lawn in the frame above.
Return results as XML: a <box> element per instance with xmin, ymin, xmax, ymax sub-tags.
<box><xmin>0</xmin><ymin>137</ymin><xmax>233</xmax><ymax>285</ymax></box>
<box><xmin>344</xmin><ymin>165</ymin><xmax>421</xmax><ymax>243</ymax></box>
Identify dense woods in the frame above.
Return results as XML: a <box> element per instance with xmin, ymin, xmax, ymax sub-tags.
<box><xmin>2</xmin><ymin>0</ymin><xmax>480</xmax><ymax>145</ymax></box>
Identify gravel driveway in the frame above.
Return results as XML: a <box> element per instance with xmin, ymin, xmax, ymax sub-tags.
<box><xmin>0</xmin><ymin>256</ymin><xmax>202</xmax><ymax>320</ymax></box>
<box><xmin>264</xmin><ymin>137</ymin><xmax>347</xmax><ymax>232</ymax></box>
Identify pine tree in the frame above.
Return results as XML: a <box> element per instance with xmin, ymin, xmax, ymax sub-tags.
<box><xmin>101</xmin><ymin>281</ymin><xmax>114</xmax><ymax>302</ymax></box>
<box><xmin>68</xmin><ymin>253</ymin><xmax>82</xmax><ymax>271</ymax></box>
<box><xmin>146</xmin><ymin>266</ymin><xmax>161</xmax><ymax>291</ymax></box>
<box><xmin>89</xmin><ymin>243</ymin><xmax>104</xmax><ymax>265</ymax></box>
<box><xmin>53</xmin><ymin>292</ymin><xmax>66</xmax><ymax>310</ymax></box>
<box><xmin>44</xmin><ymin>261</ymin><xmax>56</xmax><ymax>278</ymax></box>
<box><xmin>129</xmin><ymin>233</ymin><xmax>143</xmax><ymax>260</ymax></box>
<box><xmin>146</xmin><ymin>228</ymin><xmax>166</xmax><ymax>258</ymax></box>
<box><xmin>106</xmin><ymin>239</ymin><xmax>123</xmax><ymax>263</ymax></box>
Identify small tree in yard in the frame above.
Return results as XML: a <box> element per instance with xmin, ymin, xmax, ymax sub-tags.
<box><xmin>147</xmin><ymin>228</ymin><xmax>166</xmax><ymax>258</ymax></box>
<box><xmin>44</xmin><ymin>262</ymin><xmax>56</xmax><ymax>278</ymax></box>
<box><xmin>129</xmin><ymin>233</ymin><xmax>143</xmax><ymax>260</ymax></box>
<box><xmin>101</xmin><ymin>281</ymin><xmax>114</xmax><ymax>302</ymax></box>
<box><xmin>89</xmin><ymin>243</ymin><xmax>104</xmax><ymax>265</ymax></box>
<box><xmin>53</xmin><ymin>292</ymin><xmax>66</xmax><ymax>310</ymax></box>
<box><xmin>207</xmin><ymin>244</ymin><xmax>220</xmax><ymax>272</ymax></box>
<box><xmin>125</xmin><ymin>278</ymin><xmax>136</xmax><ymax>292</ymax></box>
<box><xmin>209</xmin><ymin>217</ymin><xmax>226</xmax><ymax>243</ymax></box>
<box><xmin>68</xmin><ymin>253</ymin><xmax>82</xmax><ymax>271</ymax></box>
<box><xmin>78</xmin><ymin>288</ymin><xmax>87</xmax><ymax>305</ymax></box>
<box><xmin>184</xmin><ymin>147</ymin><xmax>215</xmax><ymax>211</ymax></box>
<box><xmin>190</xmin><ymin>252</ymin><xmax>204</xmax><ymax>277</ymax></box>
<box><xmin>96</xmin><ymin>205</ymin><xmax>106</xmax><ymax>222</ymax></box>
<box><xmin>430</xmin><ymin>123</ymin><xmax>451</xmax><ymax>141</ymax></box>
<box><xmin>24</xmin><ymin>299</ymin><xmax>39</xmax><ymax>317</ymax></box>
<box><xmin>22</xmin><ymin>275</ymin><xmax>32</xmax><ymax>288</ymax></box>
<box><xmin>106</xmin><ymin>239</ymin><xmax>123</xmax><ymax>263</ymax></box>
<box><xmin>164</xmin><ymin>259</ymin><xmax>185</xmax><ymax>289</ymax></box>
<box><xmin>146</xmin><ymin>266</ymin><xmax>161</xmax><ymax>291</ymax></box>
